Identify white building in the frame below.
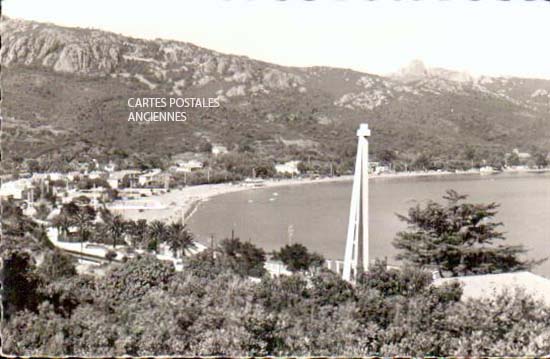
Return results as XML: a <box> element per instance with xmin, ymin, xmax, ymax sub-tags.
<box><xmin>211</xmin><ymin>144</ymin><xmax>228</xmax><ymax>156</ymax></box>
<box><xmin>174</xmin><ymin>159</ymin><xmax>204</xmax><ymax>173</ymax></box>
<box><xmin>275</xmin><ymin>160</ymin><xmax>301</xmax><ymax>175</ymax></box>
<box><xmin>31</xmin><ymin>172</ymin><xmax>67</xmax><ymax>181</ymax></box>
<box><xmin>108</xmin><ymin>170</ymin><xmax>141</xmax><ymax>189</ymax></box>
<box><xmin>103</xmin><ymin>162</ymin><xmax>116</xmax><ymax>172</ymax></box>
<box><xmin>373</xmin><ymin>164</ymin><xmax>391</xmax><ymax>175</ymax></box>
<box><xmin>138</xmin><ymin>169</ymin><xmax>164</xmax><ymax>187</ymax></box>
<box><xmin>512</xmin><ymin>148</ymin><xmax>531</xmax><ymax>160</ymax></box>
<box><xmin>107</xmin><ymin>178</ymin><xmax>120</xmax><ymax>189</ymax></box>
<box><xmin>0</xmin><ymin>179</ymin><xmax>32</xmax><ymax>199</ymax></box>
<box><xmin>87</xmin><ymin>170</ymin><xmax>108</xmax><ymax>180</ymax></box>
<box><xmin>64</xmin><ymin>171</ymin><xmax>82</xmax><ymax>182</ymax></box>
<box><xmin>22</xmin><ymin>202</ymin><xmax>37</xmax><ymax>217</ymax></box>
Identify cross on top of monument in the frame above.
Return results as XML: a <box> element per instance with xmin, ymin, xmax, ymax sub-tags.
<box><xmin>357</xmin><ymin>123</ymin><xmax>371</xmax><ymax>137</ymax></box>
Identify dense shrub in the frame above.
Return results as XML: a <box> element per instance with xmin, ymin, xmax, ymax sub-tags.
<box><xmin>3</xmin><ymin>249</ymin><xmax>550</xmax><ymax>356</ymax></box>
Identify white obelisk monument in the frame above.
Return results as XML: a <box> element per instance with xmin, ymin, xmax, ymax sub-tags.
<box><xmin>343</xmin><ymin>123</ymin><xmax>370</xmax><ymax>282</ymax></box>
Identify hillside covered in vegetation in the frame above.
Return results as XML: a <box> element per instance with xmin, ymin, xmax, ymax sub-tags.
<box><xmin>2</xmin><ymin>16</ymin><xmax>550</xmax><ymax>174</ymax></box>
<box><xmin>2</xmin><ymin>190</ymin><xmax>550</xmax><ymax>356</ymax></box>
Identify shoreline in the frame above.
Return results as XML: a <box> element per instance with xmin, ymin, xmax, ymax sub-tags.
<box><xmin>115</xmin><ymin>167</ymin><xmax>549</xmax><ymax>224</ymax></box>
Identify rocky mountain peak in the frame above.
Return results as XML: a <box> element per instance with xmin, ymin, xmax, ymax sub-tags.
<box><xmin>1</xmin><ymin>16</ymin><xmax>124</xmax><ymax>74</ymax></box>
<box><xmin>0</xmin><ymin>16</ymin><xmax>311</xmax><ymax>98</ymax></box>
<box><xmin>392</xmin><ymin>59</ymin><xmax>474</xmax><ymax>84</ymax></box>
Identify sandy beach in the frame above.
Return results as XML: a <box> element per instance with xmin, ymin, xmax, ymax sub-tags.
<box><xmin>113</xmin><ymin>168</ymin><xmax>520</xmax><ymax>223</ymax></box>
<box><xmin>116</xmin><ymin>175</ymin><xmax>353</xmax><ymax>223</ymax></box>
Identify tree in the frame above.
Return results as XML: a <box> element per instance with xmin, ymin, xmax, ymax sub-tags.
<box><xmin>34</xmin><ymin>202</ymin><xmax>51</xmax><ymax>220</ymax></box>
<box><xmin>97</xmin><ymin>255</ymin><xmax>174</xmax><ymax>304</ymax></box>
<box><xmin>105</xmin><ymin>214</ymin><xmax>126</xmax><ymax>249</ymax></box>
<box><xmin>463</xmin><ymin>145</ymin><xmax>480</xmax><ymax>169</ymax></box>
<box><xmin>464</xmin><ymin>145</ymin><xmax>476</xmax><ymax>162</ymax></box>
<box><xmin>60</xmin><ymin>202</ymin><xmax>80</xmax><ymax>217</ymax></box>
<box><xmin>27</xmin><ymin>159</ymin><xmax>42</xmax><ymax>174</ymax></box>
<box><xmin>51</xmin><ymin>213</ymin><xmax>73</xmax><ymax>240</ymax></box>
<box><xmin>309</xmin><ymin>270</ymin><xmax>355</xmax><ymax>306</ymax></box>
<box><xmin>72</xmin><ymin>205</ymin><xmax>96</xmax><ymax>244</ymax></box>
<box><xmin>1</xmin><ymin>251</ymin><xmax>43</xmax><ymax>318</ymax></box>
<box><xmin>105</xmin><ymin>249</ymin><xmax>117</xmax><ymax>262</ymax></box>
<box><xmin>378</xmin><ymin>149</ymin><xmax>397</xmax><ymax>166</ymax></box>
<box><xmin>148</xmin><ymin>220</ymin><xmax>168</xmax><ymax>252</ymax></box>
<box><xmin>55</xmin><ymin>201</ymin><xmax>95</xmax><ymax>242</ymax></box>
<box><xmin>1</xmin><ymin>198</ymin><xmax>36</xmax><ymax>237</ymax></box>
<box><xmin>507</xmin><ymin>152</ymin><xmax>520</xmax><ymax>166</ymax></box>
<box><xmin>393</xmin><ymin>190</ymin><xmax>541</xmax><ymax>277</ymax></box>
<box><xmin>272</xmin><ymin>243</ymin><xmax>325</xmax><ymax>272</ymax></box>
<box><xmin>218</xmin><ymin>237</ymin><xmax>267</xmax><ymax>277</ymax></box>
<box><xmin>39</xmin><ymin>250</ymin><xmax>77</xmax><ymax>279</ymax></box>
<box><xmin>534</xmin><ymin>152</ymin><xmax>549</xmax><ymax>168</ymax></box>
<box><xmin>167</xmin><ymin>221</ymin><xmax>196</xmax><ymax>258</ymax></box>
<box><xmin>412</xmin><ymin>153</ymin><xmax>432</xmax><ymax>171</ymax></box>
<box><xmin>488</xmin><ymin>153</ymin><xmax>506</xmax><ymax>170</ymax></box>
<box><xmin>127</xmin><ymin>219</ymin><xmax>148</xmax><ymax>249</ymax></box>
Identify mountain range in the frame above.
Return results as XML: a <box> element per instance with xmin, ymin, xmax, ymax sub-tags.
<box><xmin>2</xmin><ymin>16</ymin><xmax>550</xmax><ymax>171</ymax></box>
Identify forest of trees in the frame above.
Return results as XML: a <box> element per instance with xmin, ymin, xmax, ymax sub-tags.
<box><xmin>1</xmin><ymin>192</ymin><xmax>550</xmax><ymax>356</ymax></box>
<box><xmin>3</xmin><ymin>251</ymin><xmax>550</xmax><ymax>356</ymax></box>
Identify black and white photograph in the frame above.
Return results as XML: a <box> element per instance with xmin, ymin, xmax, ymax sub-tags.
<box><xmin>1</xmin><ymin>0</ymin><xmax>550</xmax><ymax>356</ymax></box>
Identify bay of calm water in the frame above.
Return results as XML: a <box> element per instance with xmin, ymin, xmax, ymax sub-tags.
<box><xmin>187</xmin><ymin>172</ymin><xmax>550</xmax><ymax>277</ymax></box>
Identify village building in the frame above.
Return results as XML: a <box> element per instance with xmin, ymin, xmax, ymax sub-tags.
<box><xmin>138</xmin><ymin>168</ymin><xmax>167</xmax><ymax>187</ymax></box>
<box><xmin>506</xmin><ymin>148</ymin><xmax>532</xmax><ymax>165</ymax></box>
<box><xmin>371</xmin><ymin>163</ymin><xmax>391</xmax><ymax>175</ymax></box>
<box><xmin>107</xmin><ymin>170</ymin><xmax>141</xmax><ymax>189</ymax></box>
<box><xmin>86</xmin><ymin>170</ymin><xmax>108</xmax><ymax>180</ymax></box>
<box><xmin>103</xmin><ymin>161</ymin><xmax>117</xmax><ymax>172</ymax></box>
<box><xmin>107</xmin><ymin>178</ymin><xmax>120</xmax><ymax>189</ymax></box>
<box><xmin>275</xmin><ymin>160</ymin><xmax>301</xmax><ymax>175</ymax></box>
<box><xmin>31</xmin><ymin>172</ymin><xmax>67</xmax><ymax>181</ymax></box>
<box><xmin>513</xmin><ymin>148</ymin><xmax>532</xmax><ymax>161</ymax></box>
<box><xmin>366</xmin><ymin>161</ymin><xmax>391</xmax><ymax>174</ymax></box>
<box><xmin>211</xmin><ymin>144</ymin><xmax>228</xmax><ymax>156</ymax></box>
<box><xmin>170</xmin><ymin>152</ymin><xmax>207</xmax><ymax>173</ymax></box>
<box><xmin>66</xmin><ymin>171</ymin><xmax>83</xmax><ymax>182</ymax></box>
<box><xmin>21</xmin><ymin>201</ymin><xmax>38</xmax><ymax>217</ymax></box>
<box><xmin>172</xmin><ymin>159</ymin><xmax>204</xmax><ymax>173</ymax></box>
<box><xmin>0</xmin><ymin>178</ymin><xmax>33</xmax><ymax>200</ymax></box>
<box><xmin>59</xmin><ymin>188</ymin><xmax>104</xmax><ymax>208</ymax></box>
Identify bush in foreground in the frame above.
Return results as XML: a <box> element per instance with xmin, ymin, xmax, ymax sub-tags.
<box><xmin>3</xmin><ymin>254</ymin><xmax>550</xmax><ymax>356</ymax></box>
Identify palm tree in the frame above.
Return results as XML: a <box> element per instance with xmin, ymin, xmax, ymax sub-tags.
<box><xmin>134</xmin><ymin>219</ymin><xmax>148</xmax><ymax>249</ymax></box>
<box><xmin>148</xmin><ymin>220</ymin><xmax>168</xmax><ymax>253</ymax></box>
<box><xmin>167</xmin><ymin>221</ymin><xmax>196</xmax><ymax>258</ymax></box>
<box><xmin>125</xmin><ymin>219</ymin><xmax>148</xmax><ymax>249</ymax></box>
<box><xmin>105</xmin><ymin>214</ymin><xmax>126</xmax><ymax>249</ymax></box>
<box><xmin>98</xmin><ymin>206</ymin><xmax>114</xmax><ymax>224</ymax></box>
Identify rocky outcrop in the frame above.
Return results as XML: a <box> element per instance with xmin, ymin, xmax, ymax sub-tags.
<box><xmin>1</xmin><ymin>16</ymin><xmax>309</xmax><ymax>97</ymax></box>
<box><xmin>1</xmin><ymin>18</ymin><xmax>122</xmax><ymax>74</ymax></box>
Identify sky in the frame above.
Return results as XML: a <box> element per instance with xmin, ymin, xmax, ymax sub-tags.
<box><xmin>4</xmin><ymin>0</ymin><xmax>550</xmax><ymax>79</ymax></box>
